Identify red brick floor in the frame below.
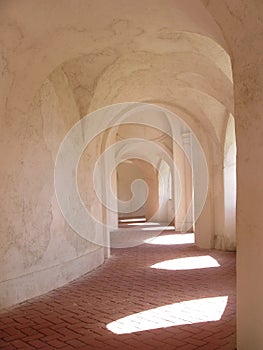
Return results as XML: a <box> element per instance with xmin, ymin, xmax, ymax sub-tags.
<box><xmin>0</xmin><ymin>232</ymin><xmax>236</xmax><ymax>350</ymax></box>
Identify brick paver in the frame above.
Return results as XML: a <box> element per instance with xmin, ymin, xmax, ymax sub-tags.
<box><xmin>0</xmin><ymin>227</ymin><xmax>236</xmax><ymax>349</ymax></box>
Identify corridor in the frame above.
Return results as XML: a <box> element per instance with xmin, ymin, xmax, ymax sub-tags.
<box><xmin>0</xmin><ymin>230</ymin><xmax>236</xmax><ymax>350</ymax></box>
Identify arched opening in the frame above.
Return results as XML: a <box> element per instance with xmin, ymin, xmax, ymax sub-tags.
<box><xmin>223</xmin><ymin>114</ymin><xmax>237</xmax><ymax>250</ymax></box>
<box><xmin>157</xmin><ymin>159</ymin><xmax>174</xmax><ymax>224</ymax></box>
<box><xmin>94</xmin><ymin>103</ymin><xmax>210</xmax><ymax>250</ymax></box>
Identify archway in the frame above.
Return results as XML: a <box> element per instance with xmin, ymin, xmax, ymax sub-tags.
<box><xmin>223</xmin><ymin>115</ymin><xmax>237</xmax><ymax>251</ymax></box>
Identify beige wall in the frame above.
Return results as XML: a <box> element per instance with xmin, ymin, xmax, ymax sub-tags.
<box><xmin>117</xmin><ymin>161</ymin><xmax>146</xmax><ymax>217</ymax></box>
<box><xmin>132</xmin><ymin>159</ymin><xmax>159</xmax><ymax>221</ymax></box>
<box><xmin>0</xmin><ymin>67</ymin><xmax>104</xmax><ymax>309</ymax></box>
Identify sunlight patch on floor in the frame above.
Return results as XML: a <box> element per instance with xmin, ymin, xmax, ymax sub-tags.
<box><xmin>119</xmin><ymin>218</ymin><xmax>146</xmax><ymax>223</ymax></box>
<box><xmin>144</xmin><ymin>233</ymin><xmax>195</xmax><ymax>245</ymax></box>
<box><xmin>107</xmin><ymin>296</ymin><xmax>228</xmax><ymax>334</ymax></box>
<box><xmin>151</xmin><ymin>255</ymin><xmax>220</xmax><ymax>271</ymax></box>
<box><xmin>126</xmin><ymin>222</ymin><xmax>159</xmax><ymax>226</ymax></box>
<box><xmin>142</xmin><ymin>226</ymin><xmax>175</xmax><ymax>231</ymax></box>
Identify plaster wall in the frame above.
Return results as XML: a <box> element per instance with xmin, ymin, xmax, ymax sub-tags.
<box><xmin>0</xmin><ymin>67</ymin><xmax>104</xmax><ymax>310</ymax></box>
<box><xmin>117</xmin><ymin>161</ymin><xmax>146</xmax><ymax>218</ymax></box>
<box><xmin>131</xmin><ymin>159</ymin><xmax>159</xmax><ymax>221</ymax></box>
